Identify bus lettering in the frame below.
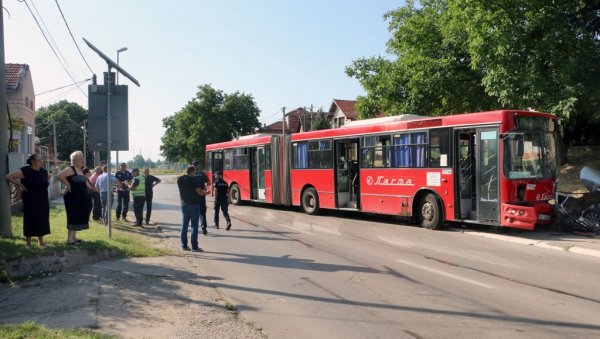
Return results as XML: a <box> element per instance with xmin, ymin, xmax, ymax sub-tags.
<box><xmin>366</xmin><ymin>176</ymin><xmax>414</xmax><ymax>186</ymax></box>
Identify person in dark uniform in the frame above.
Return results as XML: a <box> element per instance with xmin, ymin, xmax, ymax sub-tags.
<box><xmin>6</xmin><ymin>154</ymin><xmax>50</xmax><ymax>247</ymax></box>
<box><xmin>143</xmin><ymin>168</ymin><xmax>161</xmax><ymax>225</ymax></box>
<box><xmin>192</xmin><ymin>160</ymin><xmax>210</xmax><ymax>234</ymax></box>
<box><xmin>213</xmin><ymin>172</ymin><xmax>232</xmax><ymax>230</ymax></box>
<box><xmin>177</xmin><ymin>166</ymin><xmax>209</xmax><ymax>251</ymax></box>
<box><xmin>115</xmin><ymin>163</ymin><xmax>133</xmax><ymax>221</ymax></box>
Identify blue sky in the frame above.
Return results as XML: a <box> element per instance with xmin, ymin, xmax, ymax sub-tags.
<box><xmin>5</xmin><ymin>0</ymin><xmax>400</xmax><ymax>161</ymax></box>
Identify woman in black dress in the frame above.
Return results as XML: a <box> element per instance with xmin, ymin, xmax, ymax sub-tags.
<box><xmin>58</xmin><ymin>151</ymin><xmax>92</xmax><ymax>244</ymax></box>
<box><xmin>6</xmin><ymin>154</ymin><xmax>50</xmax><ymax>247</ymax></box>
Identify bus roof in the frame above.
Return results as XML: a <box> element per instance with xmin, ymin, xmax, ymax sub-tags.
<box><xmin>206</xmin><ymin>133</ymin><xmax>274</xmax><ymax>150</ymax></box>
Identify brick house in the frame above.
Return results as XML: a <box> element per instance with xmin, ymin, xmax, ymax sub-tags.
<box><xmin>260</xmin><ymin>107</ymin><xmax>323</xmax><ymax>134</ymax></box>
<box><xmin>6</xmin><ymin>63</ymin><xmax>36</xmax><ymax>155</ymax></box>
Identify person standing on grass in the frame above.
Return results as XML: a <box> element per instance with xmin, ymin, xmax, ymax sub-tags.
<box><xmin>177</xmin><ymin>165</ymin><xmax>209</xmax><ymax>252</ymax></box>
<box><xmin>115</xmin><ymin>163</ymin><xmax>133</xmax><ymax>222</ymax></box>
<box><xmin>6</xmin><ymin>154</ymin><xmax>50</xmax><ymax>247</ymax></box>
<box><xmin>95</xmin><ymin>165</ymin><xmax>121</xmax><ymax>225</ymax></box>
<box><xmin>58</xmin><ymin>151</ymin><xmax>93</xmax><ymax>245</ymax></box>
<box><xmin>130</xmin><ymin>168</ymin><xmax>145</xmax><ymax>227</ymax></box>
<box><xmin>143</xmin><ymin>168</ymin><xmax>161</xmax><ymax>225</ymax></box>
<box><xmin>213</xmin><ymin>172</ymin><xmax>232</xmax><ymax>230</ymax></box>
<box><xmin>89</xmin><ymin>166</ymin><xmax>103</xmax><ymax>222</ymax></box>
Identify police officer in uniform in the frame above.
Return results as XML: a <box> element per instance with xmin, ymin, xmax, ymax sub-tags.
<box><xmin>115</xmin><ymin>163</ymin><xmax>133</xmax><ymax>221</ymax></box>
<box><xmin>213</xmin><ymin>172</ymin><xmax>232</xmax><ymax>230</ymax></box>
<box><xmin>130</xmin><ymin>168</ymin><xmax>145</xmax><ymax>226</ymax></box>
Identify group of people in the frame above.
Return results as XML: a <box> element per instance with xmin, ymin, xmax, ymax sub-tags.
<box><xmin>177</xmin><ymin>161</ymin><xmax>231</xmax><ymax>252</ymax></box>
<box><xmin>6</xmin><ymin>150</ymin><xmax>161</xmax><ymax>246</ymax></box>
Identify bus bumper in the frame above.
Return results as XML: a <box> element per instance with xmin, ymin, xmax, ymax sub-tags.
<box><xmin>501</xmin><ymin>203</ymin><xmax>537</xmax><ymax>230</ymax></box>
<box><xmin>501</xmin><ymin>203</ymin><xmax>554</xmax><ymax>230</ymax></box>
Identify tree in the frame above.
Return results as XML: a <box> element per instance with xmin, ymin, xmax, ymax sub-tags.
<box><xmin>161</xmin><ymin>84</ymin><xmax>261</xmax><ymax>163</ymax></box>
<box><xmin>311</xmin><ymin>111</ymin><xmax>330</xmax><ymax>130</ymax></box>
<box><xmin>346</xmin><ymin>0</ymin><xmax>600</xmax><ymax>145</ymax></box>
<box><xmin>35</xmin><ymin>100</ymin><xmax>94</xmax><ymax>166</ymax></box>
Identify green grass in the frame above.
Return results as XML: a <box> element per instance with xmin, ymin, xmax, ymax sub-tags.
<box><xmin>0</xmin><ymin>321</ymin><xmax>116</xmax><ymax>339</ymax></box>
<box><xmin>1</xmin><ymin>205</ymin><xmax>172</xmax><ymax>280</ymax></box>
<box><xmin>148</xmin><ymin>168</ymin><xmax>179</xmax><ymax>175</ymax></box>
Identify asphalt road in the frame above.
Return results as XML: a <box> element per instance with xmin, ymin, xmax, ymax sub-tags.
<box><xmin>152</xmin><ymin>176</ymin><xmax>600</xmax><ymax>339</ymax></box>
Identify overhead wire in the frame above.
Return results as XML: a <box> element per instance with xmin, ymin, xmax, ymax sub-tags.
<box><xmin>36</xmin><ymin>78</ymin><xmax>91</xmax><ymax>96</ymax></box>
<box><xmin>20</xmin><ymin>0</ymin><xmax>87</xmax><ymax>97</ymax></box>
<box><xmin>54</xmin><ymin>0</ymin><xmax>94</xmax><ymax>74</ymax></box>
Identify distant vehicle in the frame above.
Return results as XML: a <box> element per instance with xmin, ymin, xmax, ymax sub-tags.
<box><xmin>206</xmin><ymin>110</ymin><xmax>560</xmax><ymax>230</ymax></box>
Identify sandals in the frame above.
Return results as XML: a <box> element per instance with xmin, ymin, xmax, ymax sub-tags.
<box><xmin>67</xmin><ymin>239</ymin><xmax>83</xmax><ymax>245</ymax></box>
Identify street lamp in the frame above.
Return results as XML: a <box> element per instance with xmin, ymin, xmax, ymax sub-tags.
<box><xmin>116</xmin><ymin>47</ymin><xmax>128</xmax><ymax>85</ymax></box>
<box><xmin>115</xmin><ymin>47</ymin><xmax>127</xmax><ymax>167</ymax></box>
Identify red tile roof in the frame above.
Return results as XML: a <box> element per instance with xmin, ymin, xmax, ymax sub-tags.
<box><xmin>329</xmin><ymin>99</ymin><xmax>357</xmax><ymax>120</ymax></box>
<box><xmin>5</xmin><ymin>63</ymin><xmax>28</xmax><ymax>90</ymax></box>
<box><xmin>261</xmin><ymin>108</ymin><xmax>324</xmax><ymax>133</ymax></box>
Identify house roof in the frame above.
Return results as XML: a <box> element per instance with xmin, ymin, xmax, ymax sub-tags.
<box><xmin>329</xmin><ymin>99</ymin><xmax>357</xmax><ymax>120</ymax></box>
<box><xmin>261</xmin><ymin>108</ymin><xmax>323</xmax><ymax>133</ymax></box>
<box><xmin>6</xmin><ymin>63</ymin><xmax>28</xmax><ymax>91</ymax></box>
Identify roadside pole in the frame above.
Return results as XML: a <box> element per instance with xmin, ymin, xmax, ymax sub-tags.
<box><xmin>0</xmin><ymin>0</ymin><xmax>12</xmax><ymax>236</ymax></box>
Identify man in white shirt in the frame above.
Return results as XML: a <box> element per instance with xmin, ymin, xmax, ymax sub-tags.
<box><xmin>95</xmin><ymin>165</ymin><xmax>121</xmax><ymax>225</ymax></box>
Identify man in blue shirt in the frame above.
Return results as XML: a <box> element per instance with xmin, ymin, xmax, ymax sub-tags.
<box><xmin>115</xmin><ymin>163</ymin><xmax>133</xmax><ymax>221</ymax></box>
<box><xmin>95</xmin><ymin>165</ymin><xmax>121</xmax><ymax>225</ymax></box>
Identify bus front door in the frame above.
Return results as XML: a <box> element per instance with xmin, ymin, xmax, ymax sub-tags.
<box><xmin>335</xmin><ymin>140</ymin><xmax>359</xmax><ymax>209</ymax></box>
<box><xmin>455</xmin><ymin>128</ymin><xmax>499</xmax><ymax>223</ymax></box>
<box><xmin>476</xmin><ymin>128</ymin><xmax>499</xmax><ymax>222</ymax></box>
<box><xmin>250</xmin><ymin>146</ymin><xmax>266</xmax><ymax>200</ymax></box>
<box><xmin>211</xmin><ymin>151</ymin><xmax>223</xmax><ymax>181</ymax></box>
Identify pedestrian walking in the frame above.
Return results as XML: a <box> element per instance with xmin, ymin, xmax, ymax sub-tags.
<box><xmin>130</xmin><ymin>168</ymin><xmax>145</xmax><ymax>226</ymax></box>
<box><xmin>115</xmin><ymin>163</ymin><xmax>133</xmax><ymax>221</ymax></box>
<box><xmin>192</xmin><ymin>160</ymin><xmax>210</xmax><ymax>234</ymax></box>
<box><xmin>6</xmin><ymin>154</ymin><xmax>50</xmax><ymax>247</ymax></box>
<box><xmin>213</xmin><ymin>172</ymin><xmax>232</xmax><ymax>230</ymax></box>
<box><xmin>95</xmin><ymin>165</ymin><xmax>121</xmax><ymax>225</ymax></box>
<box><xmin>143</xmin><ymin>168</ymin><xmax>161</xmax><ymax>225</ymax></box>
<box><xmin>89</xmin><ymin>166</ymin><xmax>103</xmax><ymax>222</ymax></box>
<box><xmin>177</xmin><ymin>165</ymin><xmax>209</xmax><ymax>252</ymax></box>
<box><xmin>57</xmin><ymin>151</ymin><xmax>93</xmax><ymax>244</ymax></box>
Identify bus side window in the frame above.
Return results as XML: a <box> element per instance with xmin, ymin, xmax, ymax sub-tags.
<box><xmin>224</xmin><ymin>149</ymin><xmax>233</xmax><ymax>170</ymax></box>
<box><xmin>429</xmin><ymin>129</ymin><xmax>450</xmax><ymax>167</ymax></box>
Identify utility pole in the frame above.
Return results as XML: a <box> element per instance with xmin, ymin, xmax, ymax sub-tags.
<box><xmin>282</xmin><ymin>106</ymin><xmax>286</xmax><ymax>136</ymax></box>
<box><xmin>53</xmin><ymin>121</ymin><xmax>58</xmax><ymax>162</ymax></box>
<box><xmin>0</xmin><ymin>0</ymin><xmax>13</xmax><ymax>236</ymax></box>
<box><xmin>82</xmin><ymin>120</ymin><xmax>87</xmax><ymax>167</ymax></box>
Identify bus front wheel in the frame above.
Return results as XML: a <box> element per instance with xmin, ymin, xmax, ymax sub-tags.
<box><xmin>230</xmin><ymin>184</ymin><xmax>241</xmax><ymax>205</ymax></box>
<box><xmin>419</xmin><ymin>193</ymin><xmax>442</xmax><ymax>230</ymax></box>
<box><xmin>301</xmin><ymin>188</ymin><xmax>320</xmax><ymax>215</ymax></box>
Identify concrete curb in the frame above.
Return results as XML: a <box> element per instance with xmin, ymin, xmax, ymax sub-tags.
<box><xmin>460</xmin><ymin>230</ymin><xmax>600</xmax><ymax>258</ymax></box>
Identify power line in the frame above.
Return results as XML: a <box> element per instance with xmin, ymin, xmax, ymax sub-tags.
<box><xmin>54</xmin><ymin>0</ymin><xmax>94</xmax><ymax>74</ymax></box>
<box><xmin>36</xmin><ymin>77</ymin><xmax>91</xmax><ymax>96</ymax></box>
<box><xmin>20</xmin><ymin>0</ymin><xmax>87</xmax><ymax>97</ymax></box>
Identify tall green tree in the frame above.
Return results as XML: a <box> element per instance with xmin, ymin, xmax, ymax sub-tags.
<box><xmin>346</xmin><ymin>0</ymin><xmax>600</xmax><ymax>145</ymax></box>
<box><xmin>161</xmin><ymin>85</ymin><xmax>261</xmax><ymax>163</ymax></box>
<box><xmin>35</xmin><ymin>100</ymin><xmax>94</xmax><ymax>166</ymax></box>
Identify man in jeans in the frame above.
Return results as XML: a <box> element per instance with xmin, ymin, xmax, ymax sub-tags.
<box><xmin>177</xmin><ymin>166</ymin><xmax>209</xmax><ymax>252</ymax></box>
<box><xmin>115</xmin><ymin>163</ymin><xmax>133</xmax><ymax>221</ymax></box>
<box><xmin>95</xmin><ymin>165</ymin><xmax>121</xmax><ymax>225</ymax></box>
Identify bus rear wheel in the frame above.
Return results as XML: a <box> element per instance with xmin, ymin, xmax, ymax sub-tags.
<box><xmin>230</xmin><ymin>184</ymin><xmax>241</xmax><ymax>205</ymax></box>
<box><xmin>301</xmin><ymin>188</ymin><xmax>320</xmax><ymax>215</ymax></box>
<box><xmin>419</xmin><ymin>193</ymin><xmax>442</xmax><ymax>230</ymax></box>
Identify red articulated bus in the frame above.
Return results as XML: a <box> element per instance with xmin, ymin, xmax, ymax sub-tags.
<box><xmin>205</xmin><ymin>110</ymin><xmax>560</xmax><ymax>230</ymax></box>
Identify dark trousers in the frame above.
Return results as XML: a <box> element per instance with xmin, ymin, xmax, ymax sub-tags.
<box><xmin>116</xmin><ymin>190</ymin><xmax>130</xmax><ymax>218</ymax></box>
<box><xmin>133</xmin><ymin>195</ymin><xmax>145</xmax><ymax>226</ymax></box>
<box><xmin>91</xmin><ymin>191</ymin><xmax>102</xmax><ymax>220</ymax></box>
<box><xmin>214</xmin><ymin>199</ymin><xmax>231</xmax><ymax>225</ymax></box>
<box><xmin>145</xmin><ymin>194</ymin><xmax>153</xmax><ymax>222</ymax></box>
<box><xmin>200</xmin><ymin>204</ymin><xmax>207</xmax><ymax>228</ymax></box>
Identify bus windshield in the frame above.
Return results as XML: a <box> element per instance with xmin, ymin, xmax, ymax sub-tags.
<box><xmin>504</xmin><ymin>131</ymin><xmax>558</xmax><ymax>179</ymax></box>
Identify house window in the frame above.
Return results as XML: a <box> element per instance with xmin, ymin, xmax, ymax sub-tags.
<box><xmin>25</xmin><ymin>97</ymin><xmax>29</xmax><ymax>108</ymax></box>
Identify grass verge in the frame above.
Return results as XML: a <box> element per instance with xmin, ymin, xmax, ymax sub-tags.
<box><xmin>0</xmin><ymin>321</ymin><xmax>116</xmax><ymax>339</ymax></box>
<box><xmin>1</xmin><ymin>205</ymin><xmax>172</xmax><ymax>281</ymax></box>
